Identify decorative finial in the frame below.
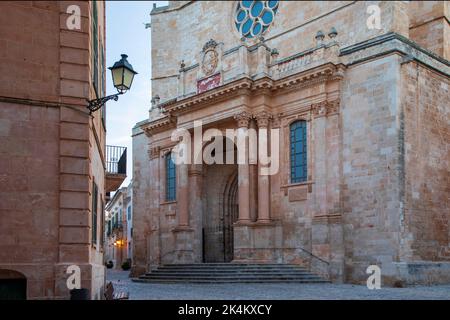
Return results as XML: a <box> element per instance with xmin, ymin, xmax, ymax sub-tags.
<box><xmin>328</xmin><ymin>27</ymin><xmax>338</xmax><ymax>38</ymax></box>
<box><xmin>151</xmin><ymin>95</ymin><xmax>160</xmax><ymax>107</ymax></box>
<box><xmin>315</xmin><ymin>30</ymin><xmax>325</xmax><ymax>41</ymax></box>
<box><xmin>180</xmin><ymin>60</ymin><xmax>186</xmax><ymax>72</ymax></box>
<box><xmin>315</xmin><ymin>30</ymin><xmax>325</xmax><ymax>46</ymax></box>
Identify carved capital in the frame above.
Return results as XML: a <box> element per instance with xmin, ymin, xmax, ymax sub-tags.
<box><xmin>312</xmin><ymin>100</ymin><xmax>340</xmax><ymax>118</ymax></box>
<box><xmin>148</xmin><ymin>146</ymin><xmax>160</xmax><ymax>160</ymax></box>
<box><xmin>327</xmin><ymin>99</ymin><xmax>340</xmax><ymax>115</ymax></box>
<box><xmin>255</xmin><ymin>111</ymin><xmax>272</xmax><ymax>128</ymax></box>
<box><xmin>271</xmin><ymin>114</ymin><xmax>281</xmax><ymax>128</ymax></box>
<box><xmin>234</xmin><ymin>111</ymin><xmax>252</xmax><ymax>128</ymax></box>
<box><xmin>311</xmin><ymin>101</ymin><xmax>327</xmax><ymax>118</ymax></box>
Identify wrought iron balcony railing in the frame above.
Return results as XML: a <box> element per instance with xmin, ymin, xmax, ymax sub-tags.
<box><xmin>112</xmin><ymin>222</ymin><xmax>123</xmax><ymax>231</ymax></box>
<box><xmin>106</xmin><ymin>145</ymin><xmax>127</xmax><ymax>175</ymax></box>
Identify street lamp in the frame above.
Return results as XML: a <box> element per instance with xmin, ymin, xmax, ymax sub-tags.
<box><xmin>113</xmin><ymin>239</ymin><xmax>125</xmax><ymax>247</ymax></box>
<box><xmin>87</xmin><ymin>54</ymin><xmax>138</xmax><ymax>114</ymax></box>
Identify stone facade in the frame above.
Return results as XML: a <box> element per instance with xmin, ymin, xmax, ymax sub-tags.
<box><xmin>105</xmin><ymin>183</ymin><xmax>133</xmax><ymax>269</ymax></box>
<box><xmin>132</xmin><ymin>1</ymin><xmax>450</xmax><ymax>285</ymax></box>
<box><xmin>0</xmin><ymin>1</ymin><xmax>109</xmax><ymax>299</ymax></box>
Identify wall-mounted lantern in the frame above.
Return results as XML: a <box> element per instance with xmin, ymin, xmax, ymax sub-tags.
<box><xmin>87</xmin><ymin>54</ymin><xmax>138</xmax><ymax>114</ymax></box>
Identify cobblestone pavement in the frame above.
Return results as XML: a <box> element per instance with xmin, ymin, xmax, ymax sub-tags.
<box><xmin>107</xmin><ymin>270</ymin><xmax>450</xmax><ymax>300</ymax></box>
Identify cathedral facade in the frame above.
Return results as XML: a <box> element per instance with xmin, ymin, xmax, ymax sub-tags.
<box><xmin>132</xmin><ymin>1</ymin><xmax>450</xmax><ymax>285</ymax></box>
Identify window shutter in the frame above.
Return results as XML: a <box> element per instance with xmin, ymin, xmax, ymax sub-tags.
<box><xmin>92</xmin><ymin>182</ymin><xmax>98</xmax><ymax>244</ymax></box>
<box><xmin>100</xmin><ymin>41</ymin><xmax>106</xmax><ymax>125</ymax></box>
<box><xmin>91</xmin><ymin>1</ymin><xmax>99</xmax><ymax>98</ymax></box>
<box><xmin>100</xmin><ymin>198</ymin><xmax>104</xmax><ymax>247</ymax></box>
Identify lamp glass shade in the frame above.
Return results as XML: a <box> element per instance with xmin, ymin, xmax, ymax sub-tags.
<box><xmin>111</xmin><ymin>66</ymin><xmax>125</xmax><ymax>91</ymax></box>
<box><xmin>122</xmin><ymin>67</ymin><xmax>135</xmax><ymax>90</ymax></box>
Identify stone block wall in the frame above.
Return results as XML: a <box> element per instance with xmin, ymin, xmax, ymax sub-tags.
<box><xmin>341</xmin><ymin>54</ymin><xmax>404</xmax><ymax>284</ymax></box>
<box><xmin>409</xmin><ymin>0</ymin><xmax>450</xmax><ymax>60</ymax></box>
<box><xmin>401</xmin><ymin>62</ymin><xmax>450</xmax><ymax>264</ymax></box>
<box><xmin>133</xmin><ymin>1</ymin><xmax>450</xmax><ymax>286</ymax></box>
<box><xmin>151</xmin><ymin>1</ymin><xmax>411</xmax><ymax>103</ymax></box>
<box><xmin>131</xmin><ymin>126</ymin><xmax>152</xmax><ymax>275</ymax></box>
<box><xmin>0</xmin><ymin>1</ymin><xmax>107</xmax><ymax>299</ymax></box>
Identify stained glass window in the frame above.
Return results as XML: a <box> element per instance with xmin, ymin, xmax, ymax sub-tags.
<box><xmin>235</xmin><ymin>0</ymin><xmax>279</xmax><ymax>39</ymax></box>
<box><xmin>290</xmin><ymin>121</ymin><xmax>307</xmax><ymax>183</ymax></box>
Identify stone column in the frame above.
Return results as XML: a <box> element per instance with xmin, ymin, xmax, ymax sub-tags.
<box><xmin>173</xmin><ymin>162</ymin><xmax>194</xmax><ymax>264</ymax></box>
<box><xmin>249</xmin><ymin>119</ymin><xmax>258</xmax><ymax>222</ymax></box>
<box><xmin>178</xmin><ymin>163</ymin><xmax>189</xmax><ymax>227</ymax></box>
<box><xmin>255</xmin><ymin>112</ymin><xmax>271</xmax><ymax>223</ymax></box>
<box><xmin>234</xmin><ymin>111</ymin><xmax>252</xmax><ymax>223</ymax></box>
<box><xmin>189</xmin><ymin>164</ymin><xmax>203</xmax><ymax>262</ymax></box>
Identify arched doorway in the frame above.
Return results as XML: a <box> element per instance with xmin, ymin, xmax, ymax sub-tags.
<box><xmin>202</xmin><ymin>165</ymin><xmax>238</xmax><ymax>262</ymax></box>
<box><xmin>202</xmin><ymin>136</ymin><xmax>239</xmax><ymax>262</ymax></box>
<box><xmin>0</xmin><ymin>269</ymin><xmax>27</xmax><ymax>300</ymax></box>
<box><xmin>222</xmin><ymin>171</ymin><xmax>238</xmax><ymax>262</ymax></box>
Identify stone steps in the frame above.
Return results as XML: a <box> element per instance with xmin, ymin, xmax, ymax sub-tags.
<box><xmin>158</xmin><ymin>265</ymin><xmax>309</xmax><ymax>270</ymax></box>
<box><xmin>146</xmin><ymin>271</ymin><xmax>313</xmax><ymax>275</ymax></box>
<box><xmin>134</xmin><ymin>263</ymin><xmax>329</xmax><ymax>284</ymax></box>
<box><xmin>134</xmin><ymin>279</ymin><xmax>328</xmax><ymax>284</ymax></box>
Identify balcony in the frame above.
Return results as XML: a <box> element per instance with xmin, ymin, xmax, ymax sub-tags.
<box><xmin>105</xmin><ymin>145</ymin><xmax>127</xmax><ymax>192</ymax></box>
<box><xmin>113</xmin><ymin>222</ymin><xmax>124</xmax><ymax>231</ymax></box>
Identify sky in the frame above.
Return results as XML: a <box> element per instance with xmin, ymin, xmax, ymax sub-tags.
<box><xmin>105</xmin><ymin>1</ymin><xmax>168</xmax><ymax>188</ymax></box>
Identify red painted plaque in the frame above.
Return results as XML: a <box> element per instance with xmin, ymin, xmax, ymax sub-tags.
<box><xmin>197</xmin><ymin>73</ymin><xmax>221</xmax><ymax>94</ymax></box>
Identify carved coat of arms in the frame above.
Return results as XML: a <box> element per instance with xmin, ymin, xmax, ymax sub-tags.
<box><xmin>201</xmin><ymin>39</ymin><xmax>219</xmax><ymax>76</ymax></box>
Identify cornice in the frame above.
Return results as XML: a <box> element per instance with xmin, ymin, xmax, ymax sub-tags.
<box><xmin>340</xmin><ymin>32</ymin><xmax>450</xmax><ymax>67</ymax></box>
<box><xmin>161</xmin><ymin>62</ymin><xmax>344</xmax><ymax>116</ymax></box>
<box><xmin>142</xmin><ymin>62</ymin><xmax>345</xmax><ymax>135</ymax></box>
<box><xmin>163</xmin><ymin>77</ymin><xmax>253</xmax><ymax>115</ymax></box>
<box><xmin>150</xmin><ymin>1</ymin><xmax>194</xmax><ymax>15</ymax></box>
<box><xmin>141</xmin><ymin>115</ymin><xmax>176</xmax><ymax>137</ymax></box>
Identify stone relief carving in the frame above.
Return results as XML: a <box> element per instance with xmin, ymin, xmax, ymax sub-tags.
<box><xmin>234</xmin><ymin>111</ymin><xmax>252</xmax><ymax>128</ymax></box>
<box><xmin>312</xmin><ymin>100</ymin><xmax>340</xmax><ymax>118</ymax></box>
<box><xmin>254</xmin><ymin>111</ymin><xmax>272</xmax><ymax>128</ymax></box>
<box><xmin>201</xmin><ymin>50</ymin><xmax>218</xmax><ymax>76</ymax></box>
<box><xmin>149</xmin><ymin>146</ymin><xmax>160</xmax><ymax>160</ymax></box>
<box><xmin>312</xmin><ymin>101</ymin><xmax>328</xmax><ymax>118</ymax></box>
<box><xmin>201</xmin><ymin>39</ymin><xmax>219</xmax><ymax>77</ymax></box>
<box><xmin>196</xmin><ymin>39</ymin><xmax>223</xmax><ymax>93</ymax></box>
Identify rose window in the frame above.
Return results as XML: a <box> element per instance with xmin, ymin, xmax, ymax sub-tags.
<box><xmin>235</xmin><ymin>0</ymin><xmax>279</xmax><ymax>39</ymax></box>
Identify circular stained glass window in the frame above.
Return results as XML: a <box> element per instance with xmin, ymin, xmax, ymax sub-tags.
<box><xmin>235</xmin><ymin>0</ymin><xmax>279</xmax><ymax>39</ymax></box>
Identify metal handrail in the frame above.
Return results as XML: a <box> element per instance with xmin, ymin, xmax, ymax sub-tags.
<box><xmin>106</xmin><ymin>145</ymin><xmax>127</xmax><ymax>175</ymax></box>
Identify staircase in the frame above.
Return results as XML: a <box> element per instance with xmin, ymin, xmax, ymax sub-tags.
<box><xmin>133</xmin><ymin>263</ymin><xmax>329</xmax><ymax>283</ymax></box>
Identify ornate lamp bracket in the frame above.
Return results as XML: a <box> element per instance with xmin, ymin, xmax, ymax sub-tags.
<box><xmin>86</xmin><ymin>92</ymin><xmax>123</xmax><ymax>114</ymax></box>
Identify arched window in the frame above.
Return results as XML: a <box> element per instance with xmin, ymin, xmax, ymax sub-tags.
<box><xmin>165</xmin><ymin>152</ymin><xmax>176</xmax><ymax>201</ymax></box>
<box><xmin>290</xmin><ymin>120</ymin><xmax>307</xmax><ymax>183</ymax></box>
